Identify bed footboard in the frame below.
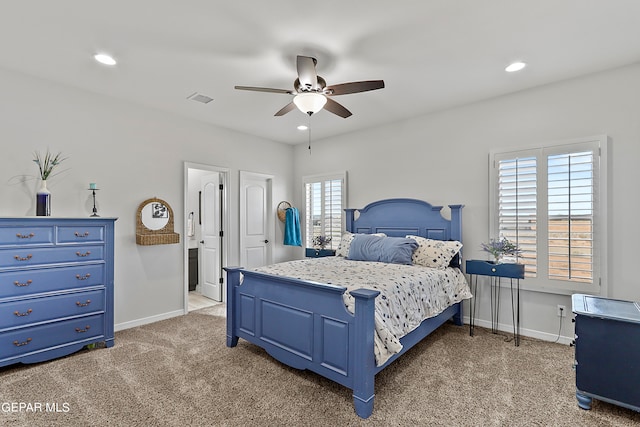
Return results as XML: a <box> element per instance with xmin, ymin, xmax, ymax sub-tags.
<box><xmin>225</xmin><ymin>266</ymin><xmax>380</xmax><ymax>418</ymax></box>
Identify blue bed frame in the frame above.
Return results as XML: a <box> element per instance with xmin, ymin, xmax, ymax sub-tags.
<box><xmin>224</xmin><ymin>198</ymin><xmax>464</xmax><ymax>418</ymax></box>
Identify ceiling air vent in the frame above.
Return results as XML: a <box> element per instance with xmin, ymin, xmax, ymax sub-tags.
<box><xmin>187</xmin><ymin>92</ymin><xmax>214</xmax><ymax>104</ymax></box>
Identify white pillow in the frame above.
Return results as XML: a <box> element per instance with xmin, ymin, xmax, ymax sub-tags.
<box><xmin>335</xmin><ymin>232</ymin><xmax>387</xmax><ymax>257</ymax></box>
<box><xmin>406</xmin><ymin>235</ymin><xmax>462</xmax><ymax>269</ymax></box>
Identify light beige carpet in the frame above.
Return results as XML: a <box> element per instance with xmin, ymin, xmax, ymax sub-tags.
<box><xmin>1</xmin><ymin>308</ymin><xmax>639</xmax><ymax>426</ymax></box>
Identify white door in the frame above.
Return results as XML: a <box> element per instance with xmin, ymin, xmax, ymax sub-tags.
<box><xmin>200</xmin><ymin>173</ymin><xmax>222</xmax><ymax>301</ymax></box>
<box><xmin>240</xmin><ymin>172</ymin><xmax>273</xmax><ymax>268</ymax></box>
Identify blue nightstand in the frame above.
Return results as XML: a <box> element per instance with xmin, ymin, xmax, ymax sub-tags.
<box><xmin>305</xmin><ymin>248</ymin><xmax>336</xmax><ymax>258</ymax></box>
<box><xmin>466</xmin><ymin>260</ymin><xmax>525</xmax><ymax>346</ymax></box>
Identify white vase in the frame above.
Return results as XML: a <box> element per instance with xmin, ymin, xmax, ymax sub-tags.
<box><xmin>36</xmin><ymin>180</ymin><xmax>51</xmax><ymax>216</ymax></box>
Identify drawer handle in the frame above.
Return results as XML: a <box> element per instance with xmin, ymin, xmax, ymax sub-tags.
<box><xmin>75</xmin><ymin>273</ymin><xmax>91</xmax><ymax>281</ymax></box>
<box><xmin>75</xmin><ymin>325</ymin><xmax>91</xmax><ymax>333</ymax></box>
<box><xmin>491</xmin><ymin>268</ymin><xmax>497</xmax><ymax>272</ymax></box>
<box><xmin>76</xmin><ymin>251</ymin><xmax>91</xmax><ymax>257</ymax></box>
<box><xmin>16</xmin><ymin>233</ymin><xmax>35</xmax><ymax>239</ymax></box>
<box><xmin>74</xmin><ymin>231</ymin><xmax>90</xmax><ymax>237</ymax></box>
<box><xmin>13</xmin><ymin>338</ymin><xmax>32</xmax><ymax>347</ymax></box>
<box><xmin>14</xmin><ymin>280</ymin><xmax>33</xmax><ymax>287</ymax></box>
<box><xmin>14</xmin><ymin>254</ymin><xmax>33</xmax><ymax>261</ymax></box>
<box><xmin>14</xmin><ymin>309</ymin><xmax>33</xmax><ymax>317</ymax></box>
<box><xmin>76</xmin><ymin>299</ymin><xmax>92</xmax><ymax>307</ymax></box>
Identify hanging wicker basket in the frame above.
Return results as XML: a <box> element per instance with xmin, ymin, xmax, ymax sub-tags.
<box><xmin>277</xmin><ymin>201</ymin><xmax>292</xmax><ymax>222</ymax></box>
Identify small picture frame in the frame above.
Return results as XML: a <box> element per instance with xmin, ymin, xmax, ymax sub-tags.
<box><xmin>152</xmin><ymin>203</ymin><xmax>168</xmax><ymax>218</ymax></box>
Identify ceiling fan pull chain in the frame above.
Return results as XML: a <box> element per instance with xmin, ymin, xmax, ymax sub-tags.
<box><xmin>308</xmin><ymin>113</ymin><xmax>312</xmax><ymax>155</ymax></box>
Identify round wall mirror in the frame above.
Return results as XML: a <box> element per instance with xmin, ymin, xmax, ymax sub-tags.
<box><xmin>136</xmin><ymin>197</ymin><xmax>180</xmax><ymax>245</ymax></box>
<box><xmin>141</xmin><ymin>201</ymin><xmax>170</xmax><ymax>230</ymax></box>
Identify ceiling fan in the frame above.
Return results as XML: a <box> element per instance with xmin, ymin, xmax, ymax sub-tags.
<box><xmin>235</xmin><ymin>55</ymin><xmax>384</xmax><ymax>118</ymax></box>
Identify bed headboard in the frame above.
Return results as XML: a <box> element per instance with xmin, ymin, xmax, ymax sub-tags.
<box><xmin>345</xmin><ymin>198</ymin><xmax>463</xmax><ymax>243</ymax></box>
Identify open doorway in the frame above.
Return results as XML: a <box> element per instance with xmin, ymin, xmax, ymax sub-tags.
<box><xmin>183</xmin><ymin>162</ymin><xmax>229</xmax><ymax>313</ymax></box>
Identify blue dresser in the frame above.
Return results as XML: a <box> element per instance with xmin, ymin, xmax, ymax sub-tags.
<box><xmin>572</xmin><ymin>294</ymin><xmax>640</xmax><ymax>412</ymax></box>
<box><xmin>0</xmin><ymin>218</ymin><xmax>116</xmax><ymax>367</ymax></box>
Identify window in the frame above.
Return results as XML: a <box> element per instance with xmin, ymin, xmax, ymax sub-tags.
<box><xmin>303</xmin><ymin>172</ymin><xmax>347</xmax><ymax>250</ymax></box>
<box><xmin>490</xmin><ymin>136</ymin><xmax>607</xmax><ymax>294</ymax></box>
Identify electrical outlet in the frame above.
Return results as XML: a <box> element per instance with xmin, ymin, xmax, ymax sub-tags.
<box><xmin>557</xmin><ymin>305</ymin><xmax>567</xmax><ymax>317</ymax></box>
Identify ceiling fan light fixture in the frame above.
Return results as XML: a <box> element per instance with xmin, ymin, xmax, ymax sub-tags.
<box><xmin>293</xmin><ymin>92</ymin><xmax>327</xmax><ymax>115</ymax></box>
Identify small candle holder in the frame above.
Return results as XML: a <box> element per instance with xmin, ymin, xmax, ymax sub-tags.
<box><xmin>88</xmin><ymin>185</ymin><xmax>100</xmax><ymax>217</ymax></box>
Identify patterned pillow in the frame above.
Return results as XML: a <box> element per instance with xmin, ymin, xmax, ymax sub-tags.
<box><xmin>335</xmin><ymin>232</ymin><xmax>386</xmax><ymax>257</ymax></box>
<box><xmin>406</xmin><ymin>235</ymin><xmax>462</xmax><ymax>269</ymax></box>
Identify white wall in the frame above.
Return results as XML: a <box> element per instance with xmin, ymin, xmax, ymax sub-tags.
<box><xmin>293</xmin><ymin>62</ymin><xmax>640</xmax><ymax>342</ymax></box>
<box><xmin>0</xmin><ymin>67</ymin><xmax>296</xmax><ymax>329</ymax></box>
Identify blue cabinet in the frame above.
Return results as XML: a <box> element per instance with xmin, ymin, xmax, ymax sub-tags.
<box><xmin>572</xmin><ymin>294</ymin><xmax>640</xmax><ymax>412</ymax></box>
<box><xmin>466</xmin><ymin>260</ymin><xmax>525</xmax><ymax>346</ymax></box>
<box><xmin>0</xmin><ymin>218</ymin><xmax>116</xmax><ymax>367</ymax></box>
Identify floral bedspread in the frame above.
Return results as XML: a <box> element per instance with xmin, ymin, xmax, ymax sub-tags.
<box><xmin>253</xmin><ymin>257</ymin><xmax>472</xmax><ymax>366</ymax></box>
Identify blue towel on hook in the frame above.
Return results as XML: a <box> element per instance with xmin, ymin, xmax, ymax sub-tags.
<box><xmin>283</xmin><ymin>207</ymin><xmax>302</xmax><ymax>246</ymax></box>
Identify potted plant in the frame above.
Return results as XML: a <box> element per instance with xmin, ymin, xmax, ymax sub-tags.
<box><xmin>312</xmin><ymin>235</ymin><xmax>332</xmax><ymax>250</ymax></box>
<box><xmin>33</xmin><ymin>149</ymin><xmax>67</xmax><ymax>216</ymax></box>
<box><xmin>481</xmin><ymin>237</ymin><xmax>521</xmax><ymax>264</ymax></box>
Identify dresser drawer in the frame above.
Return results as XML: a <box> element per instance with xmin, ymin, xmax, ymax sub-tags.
<box><xmin>0</xmin><ymin>264</ymin><xmax>105</xmax><ymax>298</ymax></box>
<box><xmin>56</xmin><ymin>226</ymin><xmax>105</xmax><ymax>244</ymax></box>
<box><xmin>0</xmin><ymin>289</ymin><xmax>104</xmax><ymax>331</ymax></box>
<box><xmin>1</xmin><ymin>314</ymin><xmax>104</xmax><ymax>360</ymax></box>
<box><xmin>465</xmin><ymin>260</ymin><xmax>525</xmax><ymax>279</ymax></box>
<box><xmin>0</xmin><ymin>226</ymin><xmax>54</xmax><ymax>246</ymax></box>
<box><xmin>0</xmin><ymin>245</ymin><xmax>104</xmax><ymax>268</ymax></box>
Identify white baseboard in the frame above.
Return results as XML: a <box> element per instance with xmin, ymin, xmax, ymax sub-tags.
<box><xmin>463</xmin><ymin>316</ymin><xmax>573</xmax><ymax>346</ymax></box>
<box><xmin>115</xmin><ymin>309</ymin><xmax>185</xmax><ymax>332</ymax></box>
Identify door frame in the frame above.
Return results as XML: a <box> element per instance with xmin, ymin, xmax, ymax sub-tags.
<box><xmin>183</xmin><ymin>162</ymin><xmax>229</xmax><ymax>313</ymax></box>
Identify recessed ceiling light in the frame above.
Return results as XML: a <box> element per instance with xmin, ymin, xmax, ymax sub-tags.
<box><xmin>297</xmin><ymin>125</ymin><xmax>308</xmax><ymax>131</ymax></box>
<box><xmin>94</xmin><ymin>53</ymin><xmax>116</xmax><ymax>66</ymax></box>
<box><xmin>505</xmin><ymin>61</ymin><xmax>526</xmax><ymax>72</ymax></box>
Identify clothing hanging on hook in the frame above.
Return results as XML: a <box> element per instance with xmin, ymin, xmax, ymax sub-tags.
<box><xmin>187</xmin><ymin>212</ymin><xmax>195</xmax><ymax>237</ymax></box>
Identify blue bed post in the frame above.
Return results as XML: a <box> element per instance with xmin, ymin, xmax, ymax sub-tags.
<box><xmin>449</xmin><ymin>204</ymin><xmax>465</xmax><ymax>326</ymax></box>
<box><xmin>448</xmin><ymin>204</ymin><xmax>463</xmax><ymax>243</ymax></box>
<box><xmin>223</xmin><ymin>266</ymin><xmax>241</xmax><ymax>347</ymax></box>
<box><xmin>345</xmin><ymin>208</ymin><xmax>356</xmax><ymax>233</ymax></box>
<box><xmin>350</xmin><ymin>288</ymin><xmax>380</xmax><ymax>419</ymax></box>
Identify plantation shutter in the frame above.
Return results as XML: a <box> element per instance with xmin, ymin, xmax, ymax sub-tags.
<box><xmin>547</xmin><ymin>151</ymin><xmax>594</xmax><ymax>283</ymax></box>
<box><xmin>303</xmin><ymin>173</ymin><xmax>346</xmax><ymax>250</ymax></box>
<box><xmin>497</xmin><ymin>156</ymin><xmax>537</xmax><ymax>277</ymax></box>
<box><xmin>324</xmin><ymin>179</ymin><xmax>343</xmax><ymax>246</ymax></box>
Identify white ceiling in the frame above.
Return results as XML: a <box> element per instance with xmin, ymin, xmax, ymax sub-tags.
<box><xmin>1</xmin><ymin>1</ymin><xmax>640</xmax><ymax>145</ymax></box>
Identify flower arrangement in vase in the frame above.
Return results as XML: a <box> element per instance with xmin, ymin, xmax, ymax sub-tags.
<box><xmin>481</xmin><ymin>237</ymin><xmax>521</xmax><ymax>264</ymax></box>
<box><xmin>33</xmin><ymin>150</ymin><xmax>67</xmax><ymax>216</ymax></box>
<box><xmin>312</xmin><ymin>235</ymin><xmax>332</xmax><ymax>250</ymax></box>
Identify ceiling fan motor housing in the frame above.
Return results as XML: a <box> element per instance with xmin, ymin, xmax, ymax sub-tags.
<box><xmin>295</xmin><ymin>76</ymin><xmax>327</xmax><ymax>93</ymax></box>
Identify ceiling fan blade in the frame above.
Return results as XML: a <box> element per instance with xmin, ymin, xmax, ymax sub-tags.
<box><xmin>323</xmin><ymin>97</ymin><xmax>352</xmax><ymax>118</ymax></box>
<box><xmin>296</xmin><ymin>55</ymin><xmax>318</xmax><ymax>90</ymax></box>
<box><xmin>274</xmin><ymin>102</ymin><xmax>296</xmax><ymax>116</ymax></box>
<box><xmin>326</xmin><ymin>80</ymin><xmax>385</xmax><ymax>96</ymax></box>
<box><xmin>235</xmin><ymin>86</ymin><xmax>293</xmax><ymax>95</ymax></box>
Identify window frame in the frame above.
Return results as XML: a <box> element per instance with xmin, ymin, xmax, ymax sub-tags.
<box><xmin>302</xmin><ymin>171</ymin><xmax>347</xmax><ymax>250</ymax></box>
<box><xmin>489</xmin><ymin>135</ymin><xmax>608</xmax><ymax>295</ymax></box>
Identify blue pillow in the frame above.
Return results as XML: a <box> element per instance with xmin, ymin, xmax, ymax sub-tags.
<box><xmin>347</xmin><ymin>235</ymin><xmax>418</xmax><ymax>265</ymax></box>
